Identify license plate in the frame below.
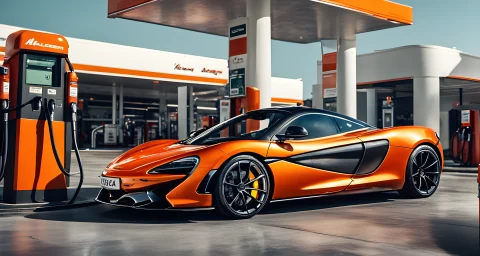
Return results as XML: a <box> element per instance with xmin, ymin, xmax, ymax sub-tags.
<box><xmin>100</xmin><ymin>177</ymin><xmax>120</xmax><ymax>190</ymax></box>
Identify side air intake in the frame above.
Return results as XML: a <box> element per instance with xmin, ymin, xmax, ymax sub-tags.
<box><xmin>355</xmin><ymin>140</ymin><xmax>389</xmax><ymax>175</ymax></box>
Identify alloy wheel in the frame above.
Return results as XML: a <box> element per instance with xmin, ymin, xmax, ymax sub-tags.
<box><xmin>411</xmin><ymin>149</ymin><xmax>441</xmax><ymax>195</ymax></box>
<box><xmin>221</xmin><ymin>160</ymin><xmax>269</xmax><ymax>216</ymax></box>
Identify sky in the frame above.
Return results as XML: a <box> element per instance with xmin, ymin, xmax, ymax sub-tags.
<box><xmin>1</xmin><ymin>0</ymin><xmax>480</xmax><ymax>99</ymax></box>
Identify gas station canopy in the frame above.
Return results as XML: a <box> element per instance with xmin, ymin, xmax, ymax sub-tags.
<box><xmin>108</xmin><ymin>0</ymin><xmax>412</xmax><ymax>43</ymax></box>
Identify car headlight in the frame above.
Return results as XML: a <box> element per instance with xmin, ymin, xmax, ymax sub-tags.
<box><xmin>148</xmin><ymin>156</ymin><xmax>200</xmax><ymax>175</ymax></box>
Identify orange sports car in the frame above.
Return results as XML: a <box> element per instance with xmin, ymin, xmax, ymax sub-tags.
<box><xmin>96</xmin><ymin>106</ymin><xmax>443</xmax><ymax>218</ymax></box>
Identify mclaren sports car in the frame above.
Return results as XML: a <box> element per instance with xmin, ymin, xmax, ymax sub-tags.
<box><xmin>96</xmin><ymin>106</ymin><xmax>443</xmax><ymax>219</ymax></box>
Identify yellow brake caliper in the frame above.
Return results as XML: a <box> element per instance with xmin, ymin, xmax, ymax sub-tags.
<box><xmin>249</xmin><ymin>172</ymin><xmax>259</xmax><ymax>199</ymax></box>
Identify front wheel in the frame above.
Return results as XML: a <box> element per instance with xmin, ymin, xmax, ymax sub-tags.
<box><xmin>213</xmin><ymin>155</ymin><xmax>271</xmax><ymax>219</ymax></box>
<box><xmin>399</xmin><ymin>145</ymin><xmax>442</xmax><ymax>198</ymax></box>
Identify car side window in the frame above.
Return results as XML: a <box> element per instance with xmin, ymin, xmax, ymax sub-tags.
<box><xmin>279</xmin><ymin>114</ymin><xmax>338</xmax><ymax>140</ymax></box>
<box><xmin>333</xmin><ymin>117</ymin><xmax>365</xmax><ymax>133</ymax></box>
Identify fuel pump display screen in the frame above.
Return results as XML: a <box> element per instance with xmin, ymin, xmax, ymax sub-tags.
<box><xmin>25</xmin><ymin>56</ymin><xmax>56</xmax><ymax>86</ymax></box>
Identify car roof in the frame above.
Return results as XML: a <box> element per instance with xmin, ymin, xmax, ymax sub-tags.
<box><xmin>257</xmin><ymin>105</ymin><xmax>335</xmax><ymax>115</ymax></box>
<box><xmin>252</xmin><ymin>106</ymin><xmax>375</xmax><ymax>127</ymax></box>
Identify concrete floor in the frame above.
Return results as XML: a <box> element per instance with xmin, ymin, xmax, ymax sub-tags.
<box><xmin>0</xmin><ymin>151</ymin><xmax>479</xmax><ymax>255</ymax></box>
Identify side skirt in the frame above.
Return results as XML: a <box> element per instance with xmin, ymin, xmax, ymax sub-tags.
<box><xmin>270</xmin><ymin>187</ymin><xmax>393</xmax><ymax>203</ymax></box>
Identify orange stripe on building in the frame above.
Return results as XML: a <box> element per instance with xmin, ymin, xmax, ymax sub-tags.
<box><xmin>357</xmin><ymin>77</ymin><xmax>412</xmax><ymax>86</ymax></box>
<box><xmin>271</xmin><ymin>97</ymin><xmax>303</xmax><ymax>104</ymax></box>
<box><xmin>322</xmin><ymin>0</ymin><xmax>413</xmax><ymax>25</ymax></box>
<box><xmin>0</xmin><ymin>47</ymin><xmax>227</xmax><ymax>84</ymax></box>
<box><xmin>72</xmin><ymin>63</ymin><xmax>228</xmax><ymax>84</ymax></box>
<box><xmin>447</xmin><ymin>76</ymin><xmax>480</xmax><ymax>83</ymax></box>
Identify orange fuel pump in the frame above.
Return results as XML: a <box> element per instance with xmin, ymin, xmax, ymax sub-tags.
<box><xmin>0</xmin><ymin>30</ymin><xmax>84</xmax><ymax>204</ymax></box>
<box><xmin>450</xmin><ymin>109</ymin><xmax>480</xmax><ymax>166</ymax></box>
<box><xmin>201</xmin><ymin>116</ymin><xmax>217</xmax><ymax>129</ymax></box>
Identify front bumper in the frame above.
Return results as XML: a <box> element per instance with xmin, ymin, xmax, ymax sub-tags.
<box><xmin>95</xmin><ymin>179</ymin><xmax>182</xmax><ymax>209</ymax></box>
<box><xmin>96</xmin><ymin>189</ymin><xmax>161</xmax><ymax>209</ymax></box>
<box><xmin>97</xmin><ymin>167</ymin><xmax>215</xmax><ymax>209</ymax></box>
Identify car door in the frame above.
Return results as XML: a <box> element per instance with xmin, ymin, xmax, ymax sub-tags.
<box><xmin>266</xmin><ymin>113</ymin><xmax>364</xmax><ymax>200</ymax></box>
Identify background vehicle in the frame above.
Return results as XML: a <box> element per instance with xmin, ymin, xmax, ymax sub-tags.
<box><xmin>97</xmin><ymin>106</ymin><xmax>443</xmax><ymax>219</ymax></box>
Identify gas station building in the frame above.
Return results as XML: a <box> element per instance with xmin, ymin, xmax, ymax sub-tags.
<box><xmin>314</xmin><ymin>45</ymin><xmax>480</xmax><ymax>150</ymax></box>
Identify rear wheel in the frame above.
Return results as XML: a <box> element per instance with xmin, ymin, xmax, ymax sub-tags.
<box><xmin>213</xmin><ymin>155</ymin><xmax>271</xmax><ymax>219</ymax></box>
<box><xmin>399</xmin><ymin>145</ymin><xmax>441</xmax><ymax>198</ymax></box>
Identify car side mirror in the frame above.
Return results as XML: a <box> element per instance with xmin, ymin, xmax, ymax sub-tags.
<box><xmin>276</xmin><ymin>125</ymin><xmax>308</xmax><ymax>142</ymax></box>
<box><xmin>189</xmin><ymin>128</ymin><xmax>207</xmax><ymax>138</ymax></box>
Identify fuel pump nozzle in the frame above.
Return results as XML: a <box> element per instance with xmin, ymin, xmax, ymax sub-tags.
<box><xmin>2</xmin><ymin>100</ymin><xmax>9</xmax><ymax>121</ymax></box>
<box><xmin>71</xmin><ymin>102</ymin><xmax>78</xmax><ymax>132</ymax></box>
<box><xmin>47</xmin><ymin>99</ymin><xmax>55</xmax><ymax>121</ymax></box>
<box><xmin>71</xmin><ymin>102</ymin><xmax>77</xmax><ymax>121</ymax></box>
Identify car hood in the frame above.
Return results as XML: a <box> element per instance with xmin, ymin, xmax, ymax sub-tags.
<box><xmin>106</xmin><ymin>140</ymin><xmax>207</xmax><ymax>173</ymax></box>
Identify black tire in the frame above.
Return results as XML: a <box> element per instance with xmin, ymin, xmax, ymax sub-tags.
<box><xmin>399</xmin><ymin>145</ymin><xmax>441</xmax><ymax>198</ymax></box>
<box><xmin>213</xmin><ymin>155</ymin><xmax>271</xmax><ymax>219</ymax></box>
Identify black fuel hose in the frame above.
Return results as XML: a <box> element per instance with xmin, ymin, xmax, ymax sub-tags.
<box><xmin>66</xmin><ymin>57</ymin><xmax>75</xmax><ymax>72</ymax></box>
<box><xmin>0</xmin><ymin>96</ymin><xmax>42</xmax><ymax>113</ymax></box>
<box><xmin>458</xmin><ymin>139</ymin><xmax>467</xmax><ymax>164</ymax></box>
<box><xmin>450</xmin><ymin>127</ymin><xmax>471</xmax><ymax>166</ymax></box>
<box><xmin>69</xmin><ymin>102</ymin><xmax>84</xmax><ymax>204</ymax></box>
<box><xmin>460</xmin><ymin>133</ymin><xmax>471</xmax><ymax>166</ymax></box>
<box><xmin>0</xmin><ymin>100</ymin><xmax>8</xmax><ymax>182</ymax></box>
<box><xmin>449</xmin><ymin>129</ymin><xmax>461</xmax><ymax>163</ymax></box>
<box><xmin>43</xmin><ymin>100</ymin><xmax>84</xmax><ymax>204</ymax></box>
<box><xmin>0</xmin><ymin>115</ymin><xmax>7</xmax><ymax>182</ymax></box>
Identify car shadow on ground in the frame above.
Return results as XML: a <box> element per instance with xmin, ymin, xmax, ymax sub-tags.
<box><xmin>23</xmin><ymin>191</ymin><xmax>402</xmax><ymax>224</ymax></box>
<box><xmin>262</xmin><ymin>191</ymin><xmax>401</xmax><ymax>215</ymax></box>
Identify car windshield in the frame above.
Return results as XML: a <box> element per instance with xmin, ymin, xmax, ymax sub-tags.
<box><xmin>182</xmin><ymin>110</ymin><xmax>286</xmax><ymax>145</ymax></box>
